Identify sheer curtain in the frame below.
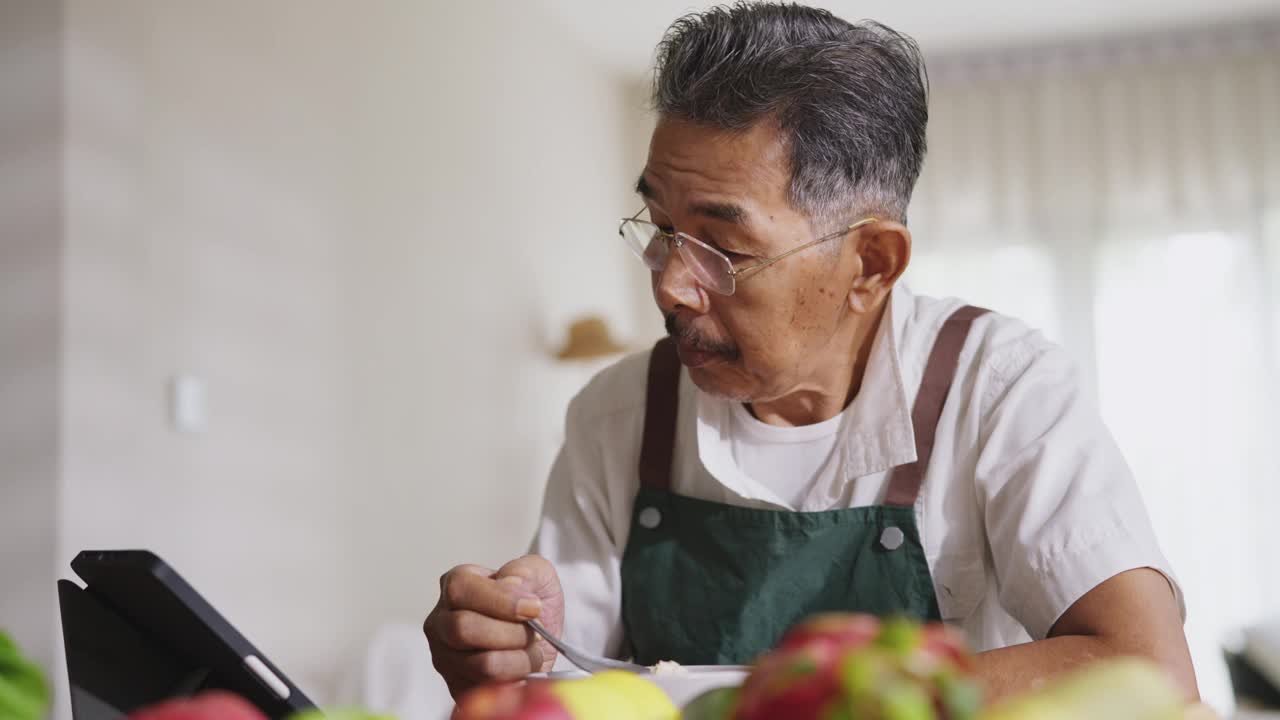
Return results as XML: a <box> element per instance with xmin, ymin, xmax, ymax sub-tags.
<box><xmin>906</xmin><ymin>22</ymin><xmax>1280</xmax><ymax>713</ymax></box>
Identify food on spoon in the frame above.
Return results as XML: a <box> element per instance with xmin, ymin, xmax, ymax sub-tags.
<box><xmin>652</xmin><ymin>660</ymin><xmax>687</xmax><ymax>675</ymax></box>
<box><xmin>452</xmin><ymin>670</ymin><xmax>677</xmax><ymax>720</ymax></box>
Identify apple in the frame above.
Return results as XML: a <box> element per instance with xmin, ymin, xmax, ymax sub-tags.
<box><xmin>451</xmin><ymin>671</ymin><xmax>676</xmax><ymax>720</ymax></box>
<box><xmin>451</xmin><ymin>681</ymin><xmax>571</xmax><ymax>720</ymax></box>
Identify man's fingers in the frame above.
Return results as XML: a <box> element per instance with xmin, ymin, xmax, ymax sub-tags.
<box><xmin>429</xmin><ymin>558</ymin><xmax>561</xmax><ymax>699</ymax></box>
<box><xmin>437</xmin><ymin>609</ymin><xmax>533</xmax><ymax>651</ymax></box>
<box><xmin>441</xmin><ymin>567</ymin><xmax>541</xmax><ymax>621</ymax></box>
<box><xmin>457</xmin><ymin>645</ymin><xmax>544</xmax><ymax>683</ymax></box>
<box><xmin>495</xmin><ymin>556</ymin><xmax>559</xmax><ymax>597</ymax></box>
<box><xmin>439</xmin><ymin>564</ymin><xmax>496</xmax><ymax>596</ymax></box>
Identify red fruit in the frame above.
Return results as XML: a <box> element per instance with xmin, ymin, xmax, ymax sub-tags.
<box><xmin>776</xmin><ymin>613</ymin><xmax>881</xmax><ymax>654</ymax></box>
<box><xmin>451</xmin><ymin>683</ymin><xmax>525</xmax><ymax>720</ymax></box>
<box><xmin>919</xmin><ymin>624</ymin><xmax>974</xmax><ymax>673</ymax></box>
<box><xmin>451</xmin><ymin>681</ymin><xmax>573</xmax><ymax>720</ymax></box>
<box><xmin>733</xmin><ymin>644</ymin><xmax>843</xmax><ymax>720</ymax></box>
<box><xmin>128</xmin><ymin>691</ymin><xmax>267</xmax><ymax>720</ymax></box>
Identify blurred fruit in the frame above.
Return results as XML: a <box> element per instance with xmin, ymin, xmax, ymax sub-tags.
<box><xmin>734</xmin><ymin>614</ymin><xmax>981</xmax><ymax>720</ymax></box>
<box><xmin>777</xmin><ymin>613</ymin><xmax>881</xmax><ymax>654</ymax></box>
<box><xmin>1181</xmin><ymin>702</ymin><xmax>1221</xmax><ymax>720</ymax></box>
<box><xmin>554</xmin><ymin>671</ymin><xmax>676</xmax><ymax>720</ymax></box>
<box><xmin>735</xmin><ymin>643</ymin><xmax>844</xmax><ymax>720</ymax></box>
<box><xmin>453</xmin><ymin>671</ymin><xmax>677</xmax><ymax>720</ymax></box>
<box><xmin>681</xmin><ymin>687</ymin><xmax>739</xmax><ymax>720</ymax></box>
<box><xmin>452</xmin><ymin>681</ymin><xmax>571</xmax><ymax>720</ymax></box>
<box><xmin>128</xmin><ymin>691</ymin><xmax>266</xmax><ymax>720</ymax></box>
<box><xmin>0</xmin><ymin>632</ymin><xmax>49</xmax><ymax>720</ymax></box>
<box><xmin>978</xmin><ymin>658</ymin><xmax>1185</xmax><ymax>720</ymax></box>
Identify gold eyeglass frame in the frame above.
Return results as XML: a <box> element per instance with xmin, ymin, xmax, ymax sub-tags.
<box><xmin>618</xmin><ymin>208</ymin><xmax>879</xmax><ymax>296</ymax></box>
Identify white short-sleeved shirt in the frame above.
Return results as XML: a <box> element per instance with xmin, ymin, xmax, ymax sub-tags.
<box><xmin>530</xmin><ymin>283</ymin><xmax>1183</xmax><ymax>664</ymax></box>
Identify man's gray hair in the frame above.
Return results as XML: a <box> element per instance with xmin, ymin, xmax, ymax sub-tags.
<box><xmin>652</xmin><ymin>2</ymin><xmax>929</xmax><ymax>225</ymax></box>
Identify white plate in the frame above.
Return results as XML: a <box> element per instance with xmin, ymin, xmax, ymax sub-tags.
<box><xmin>534</xmin><ymin>666</ymin><xmax>750</xmax><ymax>707</ymax></box>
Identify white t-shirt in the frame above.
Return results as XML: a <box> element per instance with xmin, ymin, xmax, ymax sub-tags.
<box><xmin>727</xmin><ymin>401</ymin><xmax>844</xmax><ymax>509</ymax></box>
<box><xmin>530</xmin><ymin>283</ymin><xmax>1183</xmax><ymax>666</ymax></box>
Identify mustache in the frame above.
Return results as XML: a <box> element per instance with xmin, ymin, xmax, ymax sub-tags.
<box><xmin>665</xmin><ymin>314</ymin><xmax>740</xmax><ymax>359</ymax></box>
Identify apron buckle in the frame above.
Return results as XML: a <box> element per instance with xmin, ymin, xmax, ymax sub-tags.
<box><xmin>880</xmin><ymin>526</ymin><xmax>906</xmax><ymax>551</ymax></box>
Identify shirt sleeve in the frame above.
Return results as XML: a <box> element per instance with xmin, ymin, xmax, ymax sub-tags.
<box><xmin>528</xmin><ymin>391</ymin><xmax>629</xmax><ymax>662</ymax></box>
<box><xmin>975</xmin><ymin>339</ymin><xmax>1186</xmax><ymax>641</ymax></box>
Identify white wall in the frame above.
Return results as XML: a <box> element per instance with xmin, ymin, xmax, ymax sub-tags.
<box><xmin>55</xmin><ymin>0</ymin><xmax>356</xmax><ymax>703</ymax></box>
<box><xmin>0</xmin><ymin>0</ymin><xmax>63</xmax><ymax>681</ymax></box>
<box><xmin>338</xmin><ymin>0</ymin><xmax>657</xmax><ymax>654</ymax></box>
<box><xmin>2</xmin><ymin>1</ymin><xmax>656</xmax><ymax>714</ymax></box>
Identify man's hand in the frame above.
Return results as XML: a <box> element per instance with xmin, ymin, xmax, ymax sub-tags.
<box><xmin>424</xmin><ymin>555</ymin><xmax>565</xmax><ymax>699</ymax></box>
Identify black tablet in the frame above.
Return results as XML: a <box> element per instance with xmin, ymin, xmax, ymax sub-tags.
<box><xmin>58</xmin><ymin>550</ymin><xmax>316</xmax><ymax>720</ymax></box>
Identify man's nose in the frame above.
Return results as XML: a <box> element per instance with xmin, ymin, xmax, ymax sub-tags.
<box><xmin>653</xmin><ymin>244</ymin><xmax>710</xmax><ymax>316</ymax></box>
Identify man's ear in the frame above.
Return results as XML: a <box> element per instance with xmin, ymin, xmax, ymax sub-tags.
<box><xmin>848</xmin><ymin>221</ymin><xmax>912</xmax><ymax>314</ymax></box>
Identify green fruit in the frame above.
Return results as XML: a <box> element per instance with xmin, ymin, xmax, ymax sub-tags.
<box><xmin>821</xmin><ymin>702</ymin><xmax>854</xmax><ymax>720</ymax></box>
<box><xmin>979</xmin><ymin>658</ymin><xmax>1185</xmax><ymax>720</ymax></box>
<box><xmin>881</xmin><ymin>682</ymin><xmax>934</xmax><ymax>720</ymax></box>
<box><xmin>787</xmin><ymin>656</ymin><xmax>819</xmax><ymax>678</ymax></box>
<box><xmin>554</xmin><ymin>670</ymin><xmax>678</xmax><ymax>720</ymax></box>
<box><xmin>876</xmin><ymin>618</ymin><xmax>923</xmax><ymax>656</ymax></box>
<box><xmin>839</xmin><ymin>648</ymin><xmax>892</xmax><ymax>702</ymax></box>
<box><xmin>0</xmin><ymin>631</ymin><xmax>49</xmax><ymax>720</ymax></box>
<box><xmin>937</xmin><ymin>673</ymin><xmax>983</xmax><ymax>719</ymax></box>
<box><xmin>681</xmin><ymin>687</ymin><xmax>739</xmax><ymax>720</ymax></box>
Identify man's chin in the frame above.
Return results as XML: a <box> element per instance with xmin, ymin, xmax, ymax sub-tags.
<box><xmin>686</xmin><ymin>365</ymin><xmax>752</xmax><ymax>402</ymax></box>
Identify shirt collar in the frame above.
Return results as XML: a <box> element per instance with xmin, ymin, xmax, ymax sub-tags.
<box><xmin>694</xmin><ymin>283</ymin><xmax>918</xmax><ymax>507</ymax></box>
<box><xmin>837</xmin><ymin>282</ymin><xmax>918</xmax><ymax>478</ymax></box>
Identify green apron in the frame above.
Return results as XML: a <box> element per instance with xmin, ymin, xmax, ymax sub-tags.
<box><xmin>620</xmin><ymin>306</ymin><xmax>989</xmax><ymax>665</ymax></box>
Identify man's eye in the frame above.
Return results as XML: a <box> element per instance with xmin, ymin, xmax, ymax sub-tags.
<box><xmin>706</xmin><ymin>242</ymin><xmax>748</xmax><ymax>260</ymax></box>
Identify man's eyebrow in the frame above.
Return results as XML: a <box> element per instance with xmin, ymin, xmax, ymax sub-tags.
<box><xmin>689</xmin><ymin>200</ymin><xmax>747</xmax><ymax>225</ymax></box>
<box><xmin>635</xmin><ymin>175</ymin><xmax>749</xmax><ymax>226</ymax></box>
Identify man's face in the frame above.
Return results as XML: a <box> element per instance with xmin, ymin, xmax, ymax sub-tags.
<box><xmin>639</xmin><ymin>117</ymin><xmax>864</xmax><ymax>402</ymax></box>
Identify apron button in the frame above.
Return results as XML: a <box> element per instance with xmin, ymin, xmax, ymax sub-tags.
<box><xmin>880</xmin><ymin>526</ymin><xmax>905</xmax><ymax>551</ymax></box>
<box><xmin>638</xmin><ymin>506</ymin><xmax>662</xmax><ymax>530</ymax></box>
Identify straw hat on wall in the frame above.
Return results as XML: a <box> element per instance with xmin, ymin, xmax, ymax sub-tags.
<box><xmin>556</xmin><ymin>315</ymin><xmax>627</xmax><ymax>360</ymax></box>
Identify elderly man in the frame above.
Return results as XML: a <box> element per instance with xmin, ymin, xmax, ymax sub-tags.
<box><xmin>424</xmin><ymin>3</ymin><xmax>1196</xmax><ymax>701</ymax></box>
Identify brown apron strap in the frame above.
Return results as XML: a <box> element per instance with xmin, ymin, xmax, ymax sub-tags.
<box><xmin>884</xmin><ymin>305</ymin><xmax>991</xmax><ymax>508</ymax></box>
<box><xmin>639</xmin><ymin>337</ymin><xmax>681</xmax><ymax>491</ymax></box>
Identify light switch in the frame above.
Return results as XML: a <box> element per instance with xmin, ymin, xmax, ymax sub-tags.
<box><xmin>170</xmin><ymin>374</ymin><xmax>206</xmax><ymax>433</ymax></box>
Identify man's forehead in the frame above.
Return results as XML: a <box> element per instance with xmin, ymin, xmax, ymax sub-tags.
<box><xmin>640</xmin><ymin>117</ymin><xmax>792</xmax><ymax>218</ymax></box>
<box><xmin>636</xmin><ymin>175</ymin><xmax>748</xmax><ymax>224</ymax></box>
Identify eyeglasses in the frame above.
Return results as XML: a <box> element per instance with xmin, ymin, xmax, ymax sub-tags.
<box><xmin>618</xmin><ymin>209</ymin><xmax>877</xmax><ymax>296</ymax></box>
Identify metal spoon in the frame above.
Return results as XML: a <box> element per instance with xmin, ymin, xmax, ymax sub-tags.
<box><xmin>526</xmin><ymin>619</ymin><xmax>651</xmax><ymax>675</ymax></box>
